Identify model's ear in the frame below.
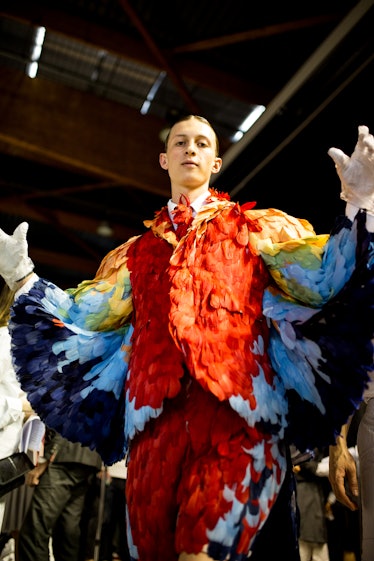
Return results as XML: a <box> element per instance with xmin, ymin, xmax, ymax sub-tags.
<box><xmin>211</xmin><ymin>157</ymin><xmax>222</xmax><ymax>174</ymax></box>
<box><xmin>159</xmin><ymin>153</ymin><xmax>168</xmax><ymax>170</ymax></box>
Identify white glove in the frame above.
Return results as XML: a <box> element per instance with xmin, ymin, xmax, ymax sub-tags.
<box><xmin>0</xmin><ymin>222</ymin><xmax>34</xmax><ymax>290</ymax></box>
<box><xmin>328</xmin><ymin>125</ymin><xmax>374</xmax><ymax>216</ymax></box>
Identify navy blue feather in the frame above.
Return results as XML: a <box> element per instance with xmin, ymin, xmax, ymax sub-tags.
<box><xmin>269</xmin><ymin>211</ymin><xmax>373</xmax><ymax>451</ymax></box>
<box><xmin>9</xmin><ymin>279</ymin><xmax>131</xmax><ymax>465</ymax></box>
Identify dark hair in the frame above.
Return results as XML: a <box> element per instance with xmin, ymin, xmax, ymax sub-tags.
<box><xmin>164</xmin><ymin>115</ymin><xmax>220</xmax><ymax>156</ymax></box>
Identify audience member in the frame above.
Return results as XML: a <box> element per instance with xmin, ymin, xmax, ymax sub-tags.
<box><xmin>18</xmin><ymin>429</ymin><xmax>102</xmax><ymax>561</ymax></box>
<box><xmin>294</xmin><ymin>448</ymin><xmax>331</xmax><ymax>561</ymax></box>
<box><xmin>83</xmin><ymin>459</ymin><xmax>129</xmax><ymax>561</ymax></box>
<box><xmin>330</xmin><ymin>379</ymin><xmax>374</xmax><ymax>561</ymax></box>
<box><xmin>0</xmin><ymin>281</ymin><xmax>33</xmax><ymax>553</ymax></box>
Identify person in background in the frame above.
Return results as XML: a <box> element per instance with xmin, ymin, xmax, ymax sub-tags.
<box><xmin>294</xmin><ymin>448</ymin><xmax>331</xmax><ymax>561</ymax></box>
<box><xmin>98</xmin><ymin>459</ymin><xmax>129</xmax><ymax>561</ymax></box>
<box><xmin>0</xmin><ymin>117</ymin><xmax>373</xmax><ymax>561</ymax></box>
<box><xmin>82</xmin><ymin>458</ymin><xmax>130</xmax><ymax>561</ymax></box>
<box><xmin>329</xmin><ymin>372</ymin><xmax>374</xmax><ymax>561</ymax></box>
<box><xmin>18</xmin><ymin>429</ymin><xmax>102</xmax><ymax>561</ymax></box>
<box><xmin>0</xmin><ymin>280</ymin><xmax>33</xmax><ymax>549</ymax></box>
<box><xmin>316</xmin><ymin>438</ymin><xmax>361</xmax><ymax>561</ymax></box>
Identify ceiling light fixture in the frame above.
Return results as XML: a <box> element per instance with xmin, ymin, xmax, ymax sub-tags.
<box><xmin>140</xmin><ymin>71</ymin><xmax>166</xmax><ymax>115</ymax></box>
<box><xmin>231</xmin><ymin>105</ymin><xmax>266</xmax><ymax>143</ymax></box>
<box><xmin>26</xmin><ymin>26</ymin><xmax>46</xmax><ymax>79</ymax></box>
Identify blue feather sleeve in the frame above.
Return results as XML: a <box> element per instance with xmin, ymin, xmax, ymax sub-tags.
<box><xmin>262</xmin><ymin>211</ymin><xmax>374</xmax><ymax>451</ymax></box>
<box><xmin>10</xmin><ymin>272</ymin><xmax>133</xmax><ymax>466</ymax></box>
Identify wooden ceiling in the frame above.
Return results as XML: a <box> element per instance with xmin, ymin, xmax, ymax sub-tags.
<box><xmin>0</xmin><ymin>0</ymin><xmax>373</xmax><ymax>287</ymax></box>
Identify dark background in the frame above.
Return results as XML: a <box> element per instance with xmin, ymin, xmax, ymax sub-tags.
<box><xmin>0</xmin><ymin>0</ymin><xmax>373</xmax><ymax>286</ymax></box>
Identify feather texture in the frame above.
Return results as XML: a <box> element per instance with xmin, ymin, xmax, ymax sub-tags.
<box><xmin>262</xmin><ymin>211</ymin><xmax>373</xmax><ymax>450</ymax></box>
<box><xmin>9</xmin><ymin>192</ymin><xmax>374</xmax><ymax>560</ymax></box>
<box><xmin>10</xmin><ymin>275</ymin><xmax>133</xmax><ymax>465</ymax></box>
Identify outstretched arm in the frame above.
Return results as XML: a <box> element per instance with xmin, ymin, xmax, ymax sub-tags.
<box><xmin>5</xmin><ymin>233</ymin><xmax>136</xmax><ymax>465</ymax></box>
<box><xmin>259</xmin><ymin>126</ymin><xmax>374</xmax><ymax>454</ymax></box>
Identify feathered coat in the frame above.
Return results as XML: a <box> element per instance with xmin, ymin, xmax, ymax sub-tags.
<box><xmin>9</xmin><ymin>190</ymin><xmax>374</xmax><ymax>560</ymax></box>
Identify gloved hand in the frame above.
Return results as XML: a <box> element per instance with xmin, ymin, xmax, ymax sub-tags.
<box><xmin>328</xmin><ymin>125</ymin><xmax>374</xmax><ymax>215</ymax></box>
<box><xmin>0</xmin><ymin>222</ymin><xmax>34</xmax><ymax>290</ymax></box>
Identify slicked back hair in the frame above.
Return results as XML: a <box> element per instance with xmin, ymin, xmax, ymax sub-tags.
<box><xmin>164</xmin><ymin>115</ymin><xmax>220</xmax><ymax>157</ymax></box>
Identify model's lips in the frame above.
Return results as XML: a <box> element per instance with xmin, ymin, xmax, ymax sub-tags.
<box><xmin>182</xmin><ymin>160</ymin><xmax>198</xmax><ymax>166</ymax></box>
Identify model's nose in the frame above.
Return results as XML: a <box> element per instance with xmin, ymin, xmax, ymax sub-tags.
<box><xmin>185</xmin><ymin>143</ymin><xmax>196</xmax><ymax>155</ymax></box>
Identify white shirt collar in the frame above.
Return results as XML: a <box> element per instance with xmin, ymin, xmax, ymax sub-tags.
<box><xmin>167</xmin><ymin>191</ymin><xmax>210</xmax><ymax>220</ymax></box>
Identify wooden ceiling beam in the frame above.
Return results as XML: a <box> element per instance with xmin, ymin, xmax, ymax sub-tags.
<box><xmin>0</xmin><ymin>197</ymin><xmax>137</xmax><ymax>241</ymax></box>
<box><xmin>173</xmin><ymin>14</ymin><xmax>340</xmax><ymax>53</ymax></box>
<box><xmin>0</xmin><ymin>180</ymin><xmax>124</xmax><ymax>204</ymax></box>
<box><xmin>117</xmin><ymin>0</ymin><xmax>200</xmax><ymax>114</ymax></box>
<box><xmin>0</xmin><ymin>66</ymin><xmax>170</xmax><ymax>197</ymax></box>
<box><xmin>0</xmin><ymin>3</ymin><xmax>271</xmax><ymax>105</ymax></box>
<box><xmin>30</xmin><ymin>246</ymin><xmax>98</xmax><ymax>276</ymax></box>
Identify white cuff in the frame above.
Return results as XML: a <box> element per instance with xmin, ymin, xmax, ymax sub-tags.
<box><xmin>15</xmin><ymin>273</ymin><xmax>39</xmax><ymax>300</ymax></box>
<box><xmin>345</xmin><ymin>203</ymin><xmax>374</xmax><ymax>233</ymax></box>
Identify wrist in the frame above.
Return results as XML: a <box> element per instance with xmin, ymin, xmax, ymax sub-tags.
<box><xmin>14</xmin><ymin>272</ymin><xmax>38</xmax><ymax>299</ymax></box>
<box><xmin>330</xmin><ymin>437</ymin><xmax>346</xmax><ymax>454</ymax></box>
<box><xmin>5</xmin><ymin>259</ymin><xmax>34</xmax><ymax>291</ymax></box>
<box><xmin>16</xmin><ymin>270</ymin><xmax>35</xmax><ymax>285</ymax></box>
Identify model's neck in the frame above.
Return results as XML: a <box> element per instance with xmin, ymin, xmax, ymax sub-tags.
<box><xmin>171</xmin><ymin>185</ymin><xmax>210</xmax><ymax>205</ymax></box>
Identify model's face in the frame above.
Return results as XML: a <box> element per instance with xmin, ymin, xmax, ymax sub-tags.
<box><xmin>159</xmin><ymin>118</ymin><xmax>222</xmax><ymax>191</ymax></box>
